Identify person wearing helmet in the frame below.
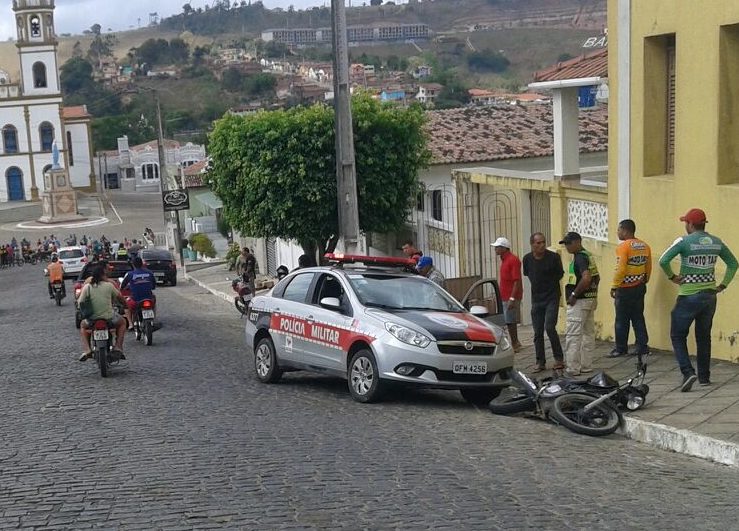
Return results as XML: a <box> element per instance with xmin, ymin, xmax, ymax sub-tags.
<box><xmin>46</xmin><ymin>255</ymin><xmax>66</xmax><ymax>298</ymax></box>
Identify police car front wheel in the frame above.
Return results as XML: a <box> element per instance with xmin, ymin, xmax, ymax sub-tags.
<box><xmin>348</xmin><ymin>349</ymin><xmax>385</xmax><ymax>403</ymax></box>
<box><xmin>254</xmin><ymin>337</ymin><xmax>283</xmax><ymax>383</ymax></box>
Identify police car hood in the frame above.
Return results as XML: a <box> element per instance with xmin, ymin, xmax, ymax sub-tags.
<box><xmin>366</xmin><ymin>308</ymin><xmax>497</xmax><ymax>342</ymax></box>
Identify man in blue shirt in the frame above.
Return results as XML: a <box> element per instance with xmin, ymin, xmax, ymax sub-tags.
<box><xmin>121</xmin><ymin>256</ymin><xmax>156</xmax><ymax>324</ymax></box>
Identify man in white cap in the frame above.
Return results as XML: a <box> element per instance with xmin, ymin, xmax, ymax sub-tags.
<box><xmin>493</xmin><ymin>236</ymin><xmax>523</xmax><ymax>352</ymax></box>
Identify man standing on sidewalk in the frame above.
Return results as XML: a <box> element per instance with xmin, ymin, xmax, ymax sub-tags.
<box><xmin>659</xmin><ymin>208</ymin><xmax>737</xmax><ymax>392</ymax></box>
<box><xmin>523</xmin><ymin>232</ymin><xmax>565</xmax><ymax>373</ymax></box>
<box><xmin>492</xmin><ymin>237</ymin><xmax>523</xmax><ymax>352</ymax></box>
<box><xmin>609</xmin><ymin>219</ymin><xmax>652</xmax><ymax>358</ymax></box>
<box><xmin>560</xmin><ymin>232</ymin><xmax>600</xmax><ymax>376</ymax></box>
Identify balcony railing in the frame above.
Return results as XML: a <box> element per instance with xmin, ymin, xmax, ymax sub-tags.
<box><xmin>0</xmin><ymin>84</ymin><xmax>20</xmax><ymax>99</ymax></box>
<box><xmin>13</xmin><ymin>0</ymin><xmax>54</xmax><ymax>8</ymax></box>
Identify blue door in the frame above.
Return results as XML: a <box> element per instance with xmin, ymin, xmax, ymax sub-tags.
<box><xmin>6</xmin><ymin>167</ymin><xmax>24</xmax><ymax>201</ymax></box>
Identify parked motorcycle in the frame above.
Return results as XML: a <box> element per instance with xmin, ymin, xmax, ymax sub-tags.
<box><xmin>133</xmin><ymin>298</ymin><xmax>156</xmax><ymax>346</ymax></box>
<box><xmin>51</xmin><ymin>280</ymin><xmax>65</xmax><ymax>306</ymax></box>
<box><xmin>90</xmin><ymin>318</ymin><xmax>124</xmax><ymax>377</ymax></box>
<box><xmin>489</xmin><ymin>369</ymin><xmax>623</xmax><ymax>437</ymax></box>
<box><xmin>232</xmin><ymin>276</ymin><xmax>253</xmax><ymax>316</ymax></box>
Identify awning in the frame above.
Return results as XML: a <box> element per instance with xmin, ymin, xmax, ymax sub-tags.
<box><xmin>197</xmin><ymin>191</ymin><xmax>223</xmax><ymax>210</ymax></box>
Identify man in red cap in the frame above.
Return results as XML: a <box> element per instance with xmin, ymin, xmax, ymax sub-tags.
<box><xmin>659</xmin><ymin>208</ymin><xmax>738</xmax><ymax>392</ymax></box>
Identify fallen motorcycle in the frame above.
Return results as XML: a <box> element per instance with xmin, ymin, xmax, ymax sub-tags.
<box><xmin>489</xmin><ymin>369</ymin><xmax>623</xmax><ymax>437</ymax></box>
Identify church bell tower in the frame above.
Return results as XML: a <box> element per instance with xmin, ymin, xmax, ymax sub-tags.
<box><xmin>13</xmin><ymin>0</ymin><xmax>61</xmax><ymax>97</ymax></box>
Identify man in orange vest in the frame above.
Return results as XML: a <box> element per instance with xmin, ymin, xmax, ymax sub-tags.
<box><xmin>47</xmin><ymin>255</ymin><xmax>66</xmax><ymax>298</ymax></box>
<box><xmin>609</xmin><ymin>219</ymin><xmax>652</xmax><ymax>357</ymax></box>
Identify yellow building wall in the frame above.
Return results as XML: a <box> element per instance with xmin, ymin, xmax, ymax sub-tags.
<box><xmin>608</xmin><ymin>0</ymin><xmax>739</xmax><ymax>362</ymax></box>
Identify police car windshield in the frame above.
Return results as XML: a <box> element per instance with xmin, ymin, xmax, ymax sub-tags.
<box><xmin>347</xmin><ymin>274</ymin><xmax>464</xmax><ymax>312</ymax></box>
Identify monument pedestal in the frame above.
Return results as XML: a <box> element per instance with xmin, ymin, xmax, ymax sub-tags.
<box><xmin>37</xmin><ymin>167</ymin><xmax>86</xmax><ymax>224</ymax></box>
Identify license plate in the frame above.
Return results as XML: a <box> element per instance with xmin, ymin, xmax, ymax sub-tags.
<box><xmin>453</xmin><ymin>361</ymin><xmax>487</xmax><ymax>374</ymax></box>
<box><xmin>93</xmin><ymin>330</ymin><xmax>109</xmax><ymax>340</ymax></box>
<box><xmin>154</xmin><ymin>272</ymin><xmax>164</xmax><ymax>277</ymax></box>
<box><xmin>142</xmin><ymin>310</ymin><xmax>155</xmax><ymax>319</ymax></box>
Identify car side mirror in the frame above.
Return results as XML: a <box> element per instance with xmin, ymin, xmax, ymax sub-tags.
<box><xmin>469</xmin><ymin>305</ymin><xmax>489</xmax><ymax>318</ymax></box>
<box><xmin>320</xmin><ymin>297</ymin><xmax>342</xmax><ymax>310</ymax></box>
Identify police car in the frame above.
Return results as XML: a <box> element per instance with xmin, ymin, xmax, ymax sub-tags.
<box><xmin>245</xmin><ymin>254</ymin><xmax>514</xmax><ymax>404</ymax></box>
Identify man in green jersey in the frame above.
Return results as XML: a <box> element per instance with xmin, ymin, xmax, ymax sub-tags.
<box><xmin>659</xmin><ymin>208</ymin><xmax>738</xmax><ymax>392</ymax></box>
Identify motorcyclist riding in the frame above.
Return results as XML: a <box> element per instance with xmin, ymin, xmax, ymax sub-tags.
<box><xmin>120</xmin><ymin>256</ymin><xmax>157</xmax><ymax>327</ymax></box>
<box><xmin>79</xmin><ymin>264</ymin><xmax>127</xmax><ymax>361</ymax></box>
<box><xmin>47</xmin><ymin>255</ymin><xmax>66</xmax><ymax>298</ymax></box>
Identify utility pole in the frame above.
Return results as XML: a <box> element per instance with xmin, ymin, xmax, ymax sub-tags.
<box><xmin>331</xmin><ymin>0</ymin><xmax>360</xmax><ymax>255</ymax></box>
<box><xmin>154</xmin><ymin>91</ymin><xmax>183</xmax><ymax>260</ymax></box>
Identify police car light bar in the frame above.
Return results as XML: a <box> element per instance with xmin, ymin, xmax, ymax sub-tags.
<box><xmin>324</xmin><ymin>253</ymin><xmax>417</xmax><ymax>268</ymax></box>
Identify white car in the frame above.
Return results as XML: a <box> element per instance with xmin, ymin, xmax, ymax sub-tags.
<box><xmin>245</xmin><ymin>254</ymin><xmax>514</xmax><ymax>404</ymax></box>
<box><xmin>57</xmin><ymin>246</ymin><xmax>88</xmax><ymax>278</ymax></box>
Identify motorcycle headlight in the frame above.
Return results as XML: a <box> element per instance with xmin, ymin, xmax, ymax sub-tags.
<box><xmin>384</xmin><ymin>322</ymin><xmax>431</xmax><ymax>348</ymax></box>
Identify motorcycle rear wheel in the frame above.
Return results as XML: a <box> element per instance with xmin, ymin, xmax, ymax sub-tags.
<box><xmin>489</xmin><ymin>393</ymin><xmax>536</xmax><ymax>415</ymax></box>
<box><xmin>144</xmin><ymin>321</ymin><xmax>153</xmax><ymax>346</ymax></box>
<box><xmin>550</xmin><ymin>393</ymin><xmax>621</xmax><ymax>437</ymax></box>
<box><xmin>98</xmin><ymin>346</ymin><xmax>109</xmax><ymax>378</ymax></box>
<box><xmin>55</xmin><ymin>292</ymin><xmax>62</xmax><ymax>306</ymax></box>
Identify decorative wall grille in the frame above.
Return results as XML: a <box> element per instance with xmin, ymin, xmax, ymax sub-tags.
<box><xmin>567</xmin><ymin>199</ymin><xmax>608</xmax><ymax>241</ymax></box>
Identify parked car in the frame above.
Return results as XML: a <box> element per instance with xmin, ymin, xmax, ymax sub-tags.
<box><xmin>245</xmin><ymin>254</ymin><xmax>512</xmax><ymax>404</ymax></box>
<box><xmin>140</xmin><ymin>248</ymin><xmax>177</xmax><ymax>286</ymax></box>
<box><xmin>57</xmin><ymin>246</ymin><xmax>88</xmax><ymax>278</ymax></box>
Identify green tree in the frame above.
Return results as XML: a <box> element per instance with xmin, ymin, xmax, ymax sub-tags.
<box><xmin>168</xmin><ymin>37</ymin><xmax>190</xmax><ymax>63</ymax></box>
<box><xmin>221</xmin><ymin>67</ymin><xmax>243</xmax><ymax>91</ymax></box>
<box><xmin>243</xmin><ymin>72</ymin><xmax>277</xmax><ymax>96</ymax></box>
<box><xmin>208</xmin><ymin>94</ymin><xmax>430</xmax><ymax>258</ymax></box>
<box><xmin>467</xmin><ymin>49</ymin><xmax>511</xmax><ymax>73</ymax></box>
<box><xmin>60</xmin><ymin>57</ymin><xmax>94</xmax><ymax>93</ymax></box>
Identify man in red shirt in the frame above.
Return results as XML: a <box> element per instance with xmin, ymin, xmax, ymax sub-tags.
<box><xmin>493</xmin><ymin>237</ymin><xmax>523</xmax><ymax>352</ymax></box>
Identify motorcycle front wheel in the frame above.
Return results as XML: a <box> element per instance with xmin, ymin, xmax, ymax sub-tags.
<box><xmin>234</xmin><ymin>298</ymin><xmax>248</xmax><ymax>315</ymax></box>
<box><xmin>489</xmin><ymin>392</ymin><xmax>536</xmax><ymax>415</ymax></box>
<box><xmin>550</xmin><ymin>393</ymin><xmax>621</xmax><ymax>437</ymax></box>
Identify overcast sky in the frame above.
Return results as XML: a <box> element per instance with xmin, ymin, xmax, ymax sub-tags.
<box><xmin>0</xmin><ymin>0</ymin><xmax>334</xmax><ymax>41</ymax></box>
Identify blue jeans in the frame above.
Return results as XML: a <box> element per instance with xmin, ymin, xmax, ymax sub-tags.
<box><xmin>614</xmin><ymin>284</ymin><xmax>649</xmax><ymax>354</ymax></box>
<box><xmin>531</xmin><ymin>297</ymin><xmax>564</xmax><ymax>366</ymax></box>
<box><xmin>670</xmin><ymin>291</ymin><xmax>717</xmax><ymax>380</ymax></box>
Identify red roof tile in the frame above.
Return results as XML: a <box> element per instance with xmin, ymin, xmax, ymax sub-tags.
<box><xmin>183</xmin><ymin>160</ymin><xmax>209</xmax><ymax>188</ymax></box>
<box><xmin>62</xmin><ymin>105</ymin><xmax>91</xmax><ymax>120</ymax></box>
<box><xmin>534</xmin><ymin>48</ymin><xmax>608</xmax><ymax>82</ymax></box>
<box><xmin>426</xmin><ymin>104</ymin><xmax>608</xmax><ymax>164</ymax></box>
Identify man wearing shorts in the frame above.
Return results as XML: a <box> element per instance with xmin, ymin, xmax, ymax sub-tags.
<box><xmin>493</xmin><ymin>237</ymin><xmax>523</xmax><ymax>352</ymax></box>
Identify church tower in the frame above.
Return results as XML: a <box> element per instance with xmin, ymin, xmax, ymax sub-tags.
<box><xmin>13</xmin><ymin>0</ymin><xmax>60</xmax><ymax>97</ymax></box>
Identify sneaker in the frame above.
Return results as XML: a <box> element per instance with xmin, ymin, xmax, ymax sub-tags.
<box><xmin>78</xmin><ymin>351</ymin><xmax>92</xmax><ymax>362</ymax></box>
<box><xmin>681</xmin><ymin>374</ymin><xmax>698</xmax><ymax>392</ymax></box>
<box><xmin>531</xmin><ymin>365</ymin><xmax>546</xmax><ymax>373</ymax></box>
<box><xmin>699</xmin><ymin>379</ymin><xmax>711</xmax><ymax>386</ymax></box>
<box><xmin>628</xmin><ymin>346</ymin><xmax>650</xmax><ymax>356</ymax></box>
<box><xmin>580</xmin><ymin>368</ymin><xmax>593</xmax><ymax>374</ymax></box>
<box><xmin>607</xmin><ymin>349</ymin><xmax>626</xmax><ymax>358</ymax></box>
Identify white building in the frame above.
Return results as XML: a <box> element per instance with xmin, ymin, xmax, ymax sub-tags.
<box><xmin>96</xmin><ymin>136</ymin><xmax>206</xmax><ymax>192</ymax></box>
<box><xmin>0</xmin><ymin>0</ymin><xmax>95</xmax><ymax>203</ymax></box>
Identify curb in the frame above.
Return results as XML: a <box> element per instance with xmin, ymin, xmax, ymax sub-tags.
<box><xmin>621</xmin><ymin>417</ymin><xmax>739</xmax><ymax>467</ymax></box>
<box><xmin>184</xmin><ymin>272</ymin><xmax>233</xmax><ymax>305</ymax></box>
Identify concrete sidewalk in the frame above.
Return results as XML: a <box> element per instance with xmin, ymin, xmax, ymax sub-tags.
<box><xmin>184</xmin><ymin>262</ymin><xmax>739</xmax><ymax>467</ymax></box>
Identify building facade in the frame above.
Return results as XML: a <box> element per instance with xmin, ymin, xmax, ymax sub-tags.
<box><xmin>96</xmin><ymin>136</ymin><xmax>206</xmax><ymax>192</ymax></box>
<box><xmin>0</xmin><ymin>0</ymin><xmax>94</xmax><ymax>203</ymax></box>
<box><xmin>608</xmin><ymin>0</ymin><xmax>739</xmax><ymax>362</ymax></box>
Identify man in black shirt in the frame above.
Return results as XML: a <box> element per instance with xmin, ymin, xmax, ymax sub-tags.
<box><xmin>522</xmin><ymin>232</ymin><xmax>565</xmax><ymax>372</ymax></box>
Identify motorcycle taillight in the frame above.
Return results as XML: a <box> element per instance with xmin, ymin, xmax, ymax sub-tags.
<box><xmin>141</xmin><ymin>300</ymin><xmax>153</xmax><ymax>309</ymax></box>
<box><xmin>93</xmin><ymin>320</ymin><xmax>108</xmax><ymax>330</ymax></box>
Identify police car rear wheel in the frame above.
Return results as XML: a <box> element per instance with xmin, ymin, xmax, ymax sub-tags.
<box><xmin>348</xmin><ymin>349</ymin><xmax>384</xmax><ymax>403</ymax></box>
<box><xmin>254</xmin><ymin>337</ymin><xmax>282</xmax><ymax>383</ymax></box>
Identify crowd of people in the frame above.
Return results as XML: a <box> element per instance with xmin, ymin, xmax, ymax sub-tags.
<box><xmin>490</xmin><ymin>207</ymin><xmax>736</xmax><ymax>393</ymax></box>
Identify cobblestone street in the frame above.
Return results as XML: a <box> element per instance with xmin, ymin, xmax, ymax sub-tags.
<box><xmin>2</xmin><ymin>265</ymin><xmax>739</xmax><ymax>529</ymax></box>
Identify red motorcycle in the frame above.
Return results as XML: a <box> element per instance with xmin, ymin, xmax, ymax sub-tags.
<box><xmin>132</xmin><ymin>298</ymin><xmax>156</xmax><ymax>346</ymax></box>
<box><xmin>232</xmin><ymin>276</ymin><xmax>253</xmax><ymax>316</ymax></box>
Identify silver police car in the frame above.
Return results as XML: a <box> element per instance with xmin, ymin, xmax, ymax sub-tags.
<box><xmin>245</xmin><ymin>254</ymin><xmax>514</xmax><ymax>404</ymax></box>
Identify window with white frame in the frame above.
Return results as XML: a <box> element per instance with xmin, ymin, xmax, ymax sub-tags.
<box><xmin>141</xmin><ymin>163</ymin><xmax>159</xmax><ymax>180</ymax></box>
